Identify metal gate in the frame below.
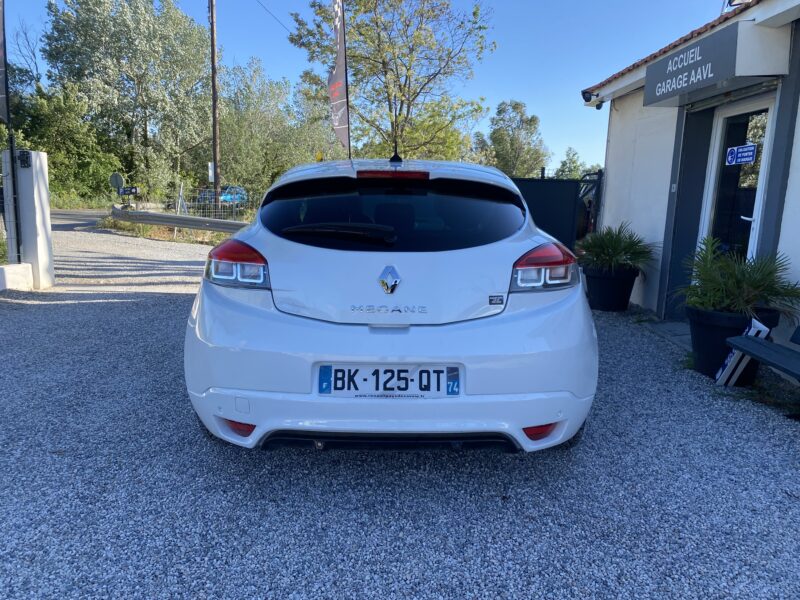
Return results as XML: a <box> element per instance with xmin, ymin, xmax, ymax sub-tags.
<box><xmin>512</xmin><ymin>170</ymin><xmax>603</xmax><ymax>250</ymax></box>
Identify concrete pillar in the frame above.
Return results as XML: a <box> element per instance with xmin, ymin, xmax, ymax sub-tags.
<box><xmin>3</xmin><ymin>150</ymin><xmax>55</xmax><ymax>289</ymax></box>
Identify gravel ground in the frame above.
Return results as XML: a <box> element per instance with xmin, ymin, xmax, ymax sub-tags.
<box><xmin>1</xmin><ymin>217</ymin><xmax>800</xmax><ymax>599</ymax></box>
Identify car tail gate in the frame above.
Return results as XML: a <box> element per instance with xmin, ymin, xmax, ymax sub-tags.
<box><xmin>248</xmin><ymin>174</ymin><xmax>545</xmax><ymax>325</ymax></box>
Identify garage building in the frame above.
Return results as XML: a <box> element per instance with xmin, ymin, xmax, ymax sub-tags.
<box><xmin>582</xmin><ymin>0</ymin><xmax>800</xmax><ymax>325</ymax></box>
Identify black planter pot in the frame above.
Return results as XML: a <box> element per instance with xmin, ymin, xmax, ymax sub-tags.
<box><xmin>583</xmin><ymin>267</ymin><xmax>640</xmax><ymax>312</ymax></box>
<box><xmin>685</xmin><ymin>305</ymin><xmax>781</xmax><ymax>385</ymax></box>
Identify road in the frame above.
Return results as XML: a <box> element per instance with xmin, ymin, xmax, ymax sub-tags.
<box><xmin>1</xmin><ymin>217</ymin><xmax>799</xmax><ymax>598</ymax></box>
<box><xmin>50</xmin><ymin>208</ymin><xmax>108</xmax><ymax>232</ymax></box>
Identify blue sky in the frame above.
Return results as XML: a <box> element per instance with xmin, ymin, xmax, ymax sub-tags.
<box><xmin>7</xmin><ymin>0</ymin><xmax>723</xmax><ymax>166</ymax></box>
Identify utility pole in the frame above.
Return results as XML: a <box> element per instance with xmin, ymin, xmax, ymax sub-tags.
<box><xmin>0</xmin><ymin>0</ymin><xmax>20</xmax><ymax>262</ymax></box>
<box><xmin>209</xmin><ymin>0</ymin><xmax>221</xmax><ymax>208</ymax></box>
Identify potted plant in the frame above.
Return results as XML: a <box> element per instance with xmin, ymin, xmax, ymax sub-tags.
<box><xmin>576</xmin><ymin>222</ymin><xmax>656</xmax><ymax>311</ymax></box>
<box><xmin>682</xmin><ymin>237</ymin><xmax>800</xmax><ymax>384</ymax></box>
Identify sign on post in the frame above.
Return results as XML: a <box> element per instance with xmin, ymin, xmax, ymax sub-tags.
<box><xmin>725</xmin><ymin>144</ymin><xmax>757</xmax><ymax>166</ymax></box>
<box><xmin>118</xmin><ymin>186</ymin><xmax>139</xmax><ymax>196</ymax></box>
<box><xmin>109</xmin><ymin>172</ymin><xmax>124</xmax><ymax>191</ymax></box>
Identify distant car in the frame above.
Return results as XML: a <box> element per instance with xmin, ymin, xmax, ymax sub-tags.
<box><xmin>184</xmin><ymin>159</ymin><xmax>598</xmax><ymax>452</ymax></box>
<box><xmin>195</xmin><ymin>185</ymin><xmax>248</xmax><ymax>206</ymax></box>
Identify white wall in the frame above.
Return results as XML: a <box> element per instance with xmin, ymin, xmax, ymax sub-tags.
<box><xmin>601</xmin><ymin>89</ymin><xmax>679</xmax><ymax>311</ymax></box>
<box><xmin>777</xmin><ymin>94</ymin><xmax>800</xmax><ymax>283</ymax></box>
<box><xmin>775</xmin><ymin>92</ymin><xmax>800</xmax><ymax>343</ymax></box>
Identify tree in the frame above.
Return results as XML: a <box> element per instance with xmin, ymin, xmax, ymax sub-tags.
<box><xmin>217</xmin><ymin>60</ymin><xmax>345</xmax><ymax>198</ymax></box>
<box><xmin>219</xmin><ymin>60</ymin><xmax>292</xmax><ymax>195</ymax></box>
<box><xmin>554</xmin><ymin>147</ymin><xmax>601</xmax><ymax>179</ymax></box>
<box><xmin>468</xmin><ymin>131</ymin><xmax>496</xmax><ymax>166</ymax></box>
<box><xmin>740</xmin><ymin>112</ymin><xmax>767</xmax><ymax>188</ymax></box>
<box><xmin>554</xmin><ymin>147</ymin><xmax>583</xmax><ymax>179</ymax></box>
<box><xmin>586</xmin><ymin>162</ymin><xmax>602</xmax><ymax>175</ymax></box>
<box><xmin>486</xmin><ymin>100</ymin><xmax>549</xmax><ymax>178</ymax></box>
<box><xmin>10</xmin><ymin>20</ymin><xmax>43</xmax><ymax>95</ymax></box>
<box><xmin>20</xmin><ymin>84</ymin><xmax>121</xmax><ymax>201</ymax></box>
<box><xmin>43</xmin><ymin>0</ymin><xmax>211</xmax><ymax>197</ymax></box>
<box><xmin>1</xmin><ymin>54</ymin><xmax>121</xmax><ymax>203</ymax></box>
<box><xmin>289</xmin><ymin>80</ymin><xmax>349</xmax><ymax>164</ymax></box>
<box><xmin>289</xmin><ymin>0</ymin><xmax>492</xmax><ymax>159</ymax></box>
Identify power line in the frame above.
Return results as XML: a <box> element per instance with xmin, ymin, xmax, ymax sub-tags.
<box><xmin>253</xmin><ymin>0</ymin><xmax>292</xmax><ymax>34</ymax></box>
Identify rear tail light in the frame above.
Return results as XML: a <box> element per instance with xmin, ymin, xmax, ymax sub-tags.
<box><xmin>222</xmin><ymin>418</ymin><xmax>256</xmax><ymax>437</ymax></box>
<box><xmin>205</xmin><ymin>239</ymin><xmax>270</xmax><ymax>289</ymax></box>
<box><xmin>523</xmin><ymin>423</ymin><xmax>557</xmax><ymax>441</ymax></box>
<box><xmin>510</xmin><ymin>242</ymin><xmax>578</xmax><ymax>291</ymax></box>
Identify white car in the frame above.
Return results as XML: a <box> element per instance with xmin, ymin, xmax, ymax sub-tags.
<box><xmin>184</xmin><ymin>159</ymin><xmax>598</xmax><ymax>452</ymax></box>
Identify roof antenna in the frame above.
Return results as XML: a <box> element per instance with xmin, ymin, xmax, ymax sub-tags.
<box><xmin>390</xmin><ymin>138</ymin><xmax>402</xmax><ymax>164</ymax></box>
<box><xmin>389</xmin><ymin>92</ymin><xmax>402</xmax><ymax>163</ymax></box>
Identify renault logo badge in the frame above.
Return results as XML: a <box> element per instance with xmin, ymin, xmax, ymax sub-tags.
<box><xmin>378</xmin><ymin>266</ymin><xmax>401</xmax><ymax>294</ymax></box>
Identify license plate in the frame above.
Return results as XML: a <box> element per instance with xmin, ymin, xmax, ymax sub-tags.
<box><xmin>318</xmin><ymin>365</ymin><xmax>460</xmax><ymax>398</ymax></box>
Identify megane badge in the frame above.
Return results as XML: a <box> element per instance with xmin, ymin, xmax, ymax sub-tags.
<box><xmin>378</xmin><ymin>266</ymin><xmax>401</xmax><ymax>294</ymax></box>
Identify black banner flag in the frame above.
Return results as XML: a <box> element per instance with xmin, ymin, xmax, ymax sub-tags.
<box><xmin>328</xmin><ymin>0</ymin><xmax>351</xmax><ymax>157</ymax></box>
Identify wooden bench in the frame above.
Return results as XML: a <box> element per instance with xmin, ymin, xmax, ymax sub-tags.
<box><xmin>727</xmin><ymin>326</ymin><xmax>800</xmax><ymax>380</ymax></box>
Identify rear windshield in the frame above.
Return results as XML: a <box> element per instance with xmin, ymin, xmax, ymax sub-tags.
<box><xmin>260</xmin><ymin>177</ymin><xmax>526</xmax><ymax>252</ymax></box>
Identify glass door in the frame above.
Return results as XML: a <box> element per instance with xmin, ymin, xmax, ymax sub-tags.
<box><xmin>699</xmin><ymin>97</ymin><xmax>776</xmax><ymax>258</ymax></box>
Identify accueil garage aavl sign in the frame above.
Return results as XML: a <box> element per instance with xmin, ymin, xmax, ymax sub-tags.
<box><xmin>644</xmin><ymin>21</ymin><xmax>790</xmax><ymax>107</ymax></box>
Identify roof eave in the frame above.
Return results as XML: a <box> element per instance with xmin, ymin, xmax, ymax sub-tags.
<box><xmin>580</xmin><ymin>1</ymin><xmax>764</xmax><ymax>104</ymax></box>
<box><xmin>583</xmin><ymin>68</ymin><xmax>647</xmax><ymax>106</ymax></box>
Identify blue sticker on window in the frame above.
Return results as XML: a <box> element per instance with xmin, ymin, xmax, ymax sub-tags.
<box><xmin>319</xmin><ymin>365</ymin><xmax>332</xmax><ymax>394</ymax></box>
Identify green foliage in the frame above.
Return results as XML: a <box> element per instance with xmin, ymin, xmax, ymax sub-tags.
<box><xmin>0</xmin><ymin>235</ymin><xmax>7</xmax><ymax>265</ymax></box>
<box><xmin>0</xmin><ymin>0</ymin><xmax>555</xmax><ymax>212</ymax></box>
<box><xmin>20</xmin><ymin>85</ymin><xmax>121</xmax><ymax>202</ymax></box>
<box><xmin>49</xmin><ymin>193</ymin><xmax>116</xmax><ymax>210</ymax></box>
<box><xmin>219</xmin><ymin>62</ymin><xmax>294</xmax><ymax>196</ymax></box>
<box><xmin>357</xmin><ymin>95</ymin><xmax>480</xmax><ymax>161</ymax></box>
<box><xmin>468</xmin><ymin>131</ymin><xmax>495</xmax><ymax>166</ymax></box>
<box><xmin>554</xmin><ymin>147</ymin><xmax>583</xmax><ymax>179</ymax></box>
<box><xmin>481</xmin><ymin>100</ymin><xmax>549</xmax><ymax>177</ymax></box>
<box><xmin>96</xmin><ymin>216</ymin><xmax>154</xmax><ymax>238</ymax></box>
<box><xmin>34</xmin><ymin>1</ymin><xmax>346</xmax><ymax>204</ymax></box>
<box><xmin>683</xmin><ymin>237</ymin><xmax>800</xmax><ymax>319</ymax></box>
<box><xmin>576</xmin><ymin>222</ymin><xmax>656</xmax><ymax>274</ymax></box>
<box><xmin>43</xmin><ymin>0</ymin><xmax>211</xmax><ymax>197</ymax></box>
<box><xmin>586</xmin><ymin>163</ymin><xmax>603</xmax><ymax>175</ymax></box>
<box><xmin>554</xmin><ymin>147</ymin><xmax>601</xmax><ymax>180</ymax></box>
<box><xmin>97</xmin><ymin>215</ymin><xmax>227</xmax><ymax>246</ymax></box>
<box><xmin>290</xmin><ymin>0</ymin><xmax>492</xmax><ymax>158</ymax></box>
<box><xmin>218</xmin><ymin>60</ymin><xmax>344</xmax><ymax>199</ymax></box>
<box><xmin>289</xmin><ymin>81</ymin><xmax>350</xmax><ymax>163</ymax></box>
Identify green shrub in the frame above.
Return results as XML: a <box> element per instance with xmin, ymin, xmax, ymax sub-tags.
<box><xmin>575</xmin><ymin>222</ymin><xmax>656</xmax><ymax>274</ymax></box>
<box><xmin>50</xmin><ymin>193</ymin><xmax>116</xmax><ymax>210</ymax></box>
<box><xmin>683</xmin><ymin>237</ymin><xmax>800</xmax><ymax>318</ymax></box>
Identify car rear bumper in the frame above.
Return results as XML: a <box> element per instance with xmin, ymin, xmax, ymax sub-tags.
<box><xmin>188</xmin><ymin>386</ymin><xmax>594</xmax><ymax>452</ymax></box>
<box><xmin>185</xmin><ymin>280</ymin><xmax>598</xmax><ymax>452</ymax></box>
